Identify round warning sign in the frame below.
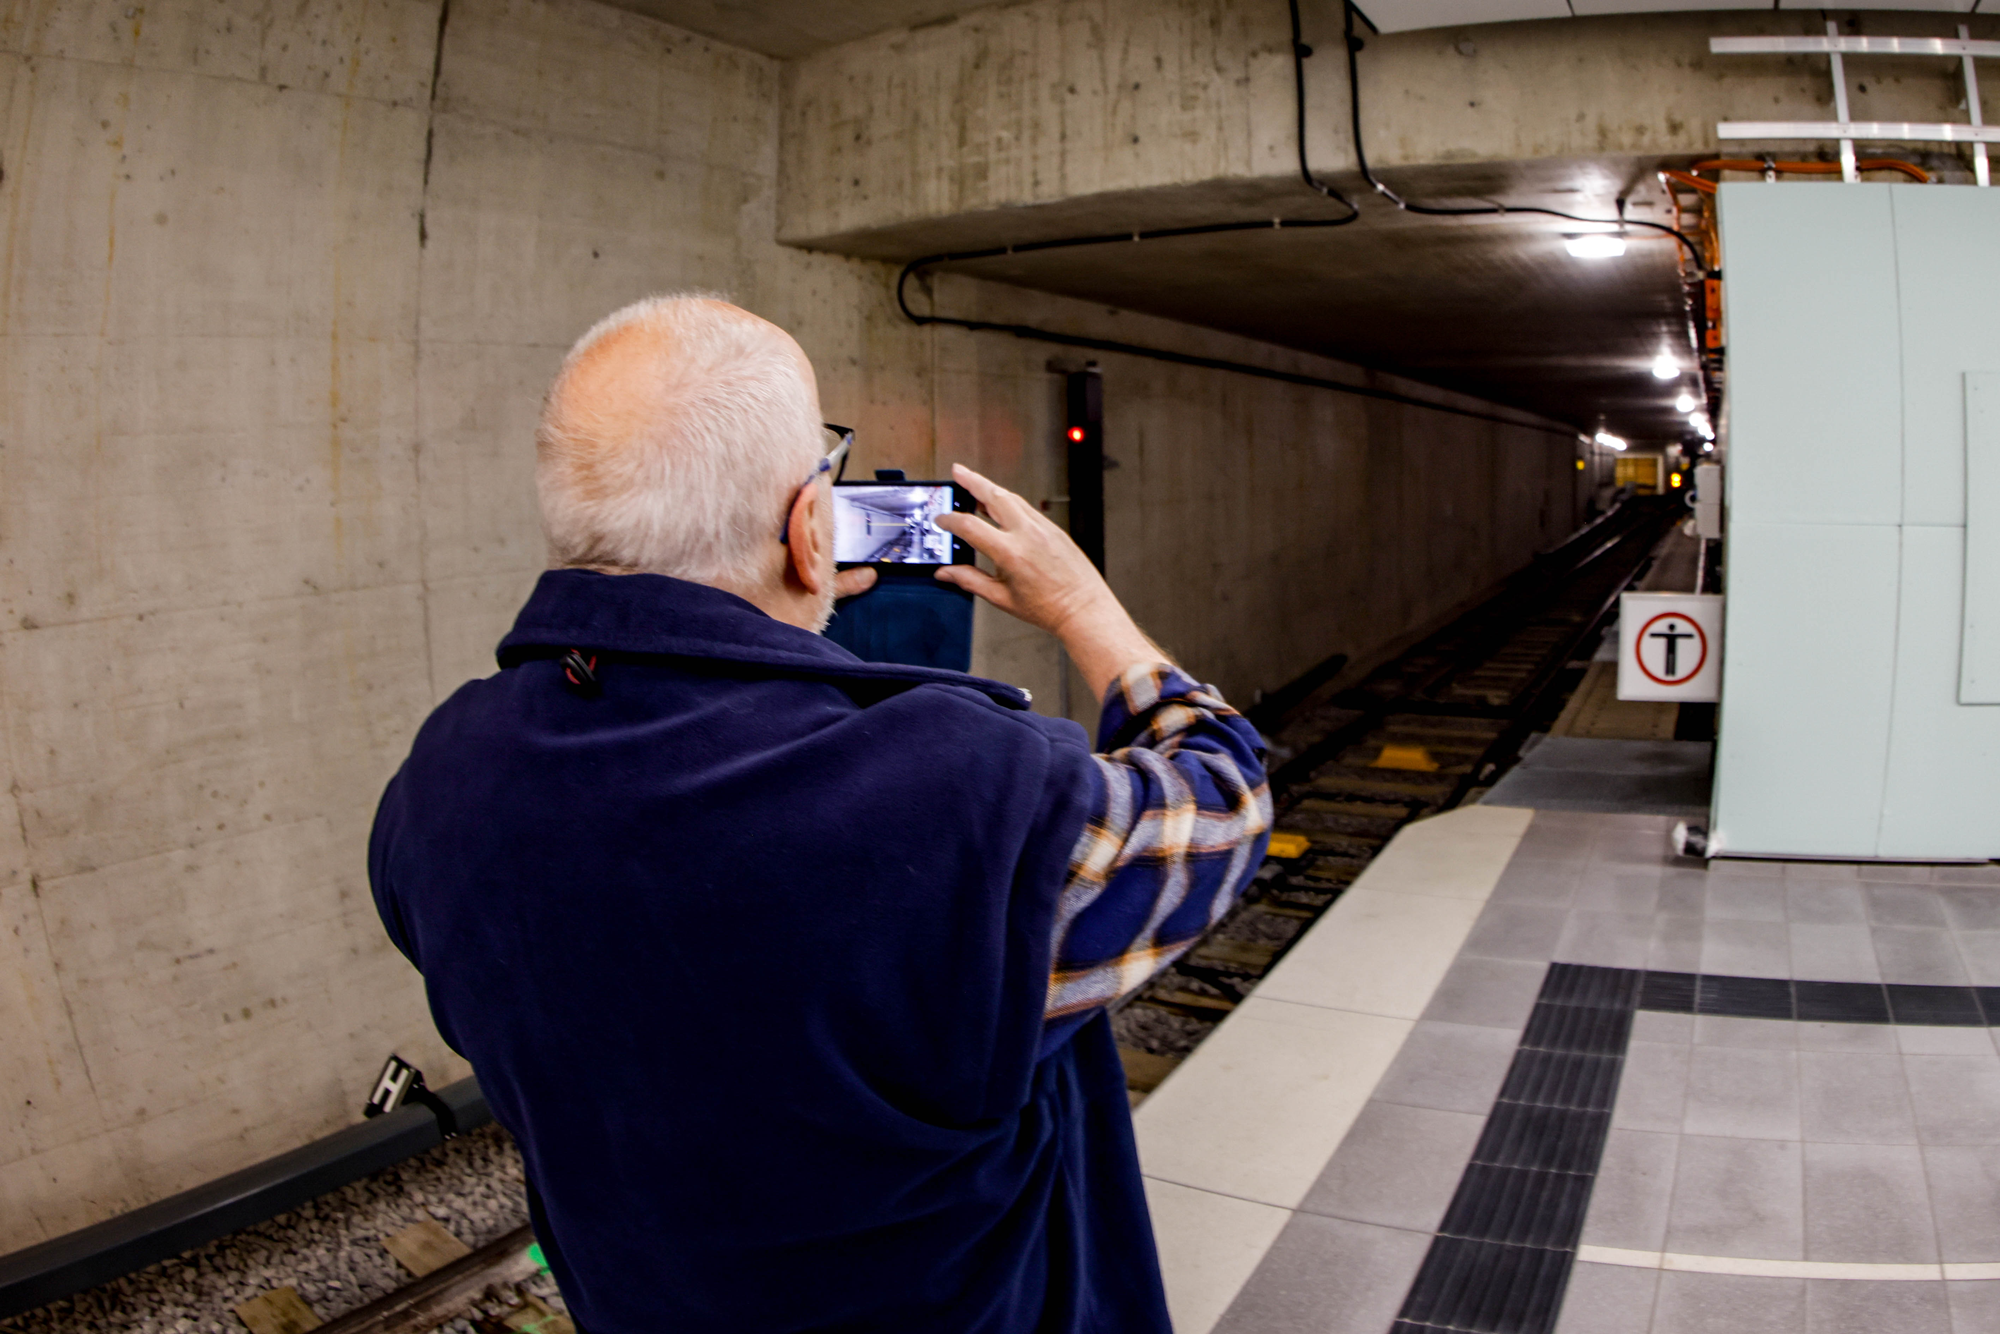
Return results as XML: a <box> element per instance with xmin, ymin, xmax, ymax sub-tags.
<box><xmin>1634</xmin><ymin>610</ymin><xmax>1709</xmax><ymax>686</ymax></box>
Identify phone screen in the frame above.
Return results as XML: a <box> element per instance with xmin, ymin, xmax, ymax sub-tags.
<box><xmin>832</xmin><ymin>484</ymin><xmax>957</xmax><ymax>565</ymax></box>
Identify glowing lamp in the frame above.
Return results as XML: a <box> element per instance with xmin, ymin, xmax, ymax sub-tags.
<box><xmin>1565</xmin><ymin>234</ymin><xmax>1626</xmax><ymax>259</ymax></box>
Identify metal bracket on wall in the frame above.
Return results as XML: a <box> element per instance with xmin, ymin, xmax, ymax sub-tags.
<box><xmin>1711</xmin><ymin>25</ymin><xmax>1994</xmax><ymax>186</ymax></box>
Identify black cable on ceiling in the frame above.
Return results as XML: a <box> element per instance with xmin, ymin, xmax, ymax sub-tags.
<box><xmin>885</xmin><ymin>293</ymin><xmax>1582</xmax><ymax>436</ymax></box>
<box><xmin>1332</xmin><ymin>0</ymin><xmax>1713</xmax><ymax>276</ymax></box>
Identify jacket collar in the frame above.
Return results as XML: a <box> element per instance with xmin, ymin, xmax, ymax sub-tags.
<box><xmin>496</xmin><ymin>569</ymin><xmax>1031</xmax><ymax>710</ymax></box>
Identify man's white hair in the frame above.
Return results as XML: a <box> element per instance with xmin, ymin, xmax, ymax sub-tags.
<box><xmin>536</xmin><ymin>294</ymin><xmax>823</xmax><ymax>589</ymax></box>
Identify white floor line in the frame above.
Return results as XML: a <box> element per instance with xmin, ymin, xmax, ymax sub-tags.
<box><xmin>1577</xmin><ymin>1244</ymin><xmax>2000</xmax><ymax>1281</ymax></box>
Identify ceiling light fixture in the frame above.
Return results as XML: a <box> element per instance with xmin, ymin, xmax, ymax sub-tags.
<box><xmin>1594</xmin><ymin>431</ymin><xmax>1628</xmax><ymax>451</ymax></box>
<box><xmin>1565</xmin><ymin>234</ymin><xmax>1627</xmax><ymax>259</ymax></box>
<box><xmin>1651</xmin><ymin>356</ymin><xmax>1679</xmax><ymax>380</ymax></box>
<box><xmin>1675</xmin><ymin>392</ymin><xmax>1697</xmax><ymax>413</ymax></box>
<box><xmin>1688</xmin><ymin>412</ymin><xmax>1715</xmax><ymax>442</ymax></box>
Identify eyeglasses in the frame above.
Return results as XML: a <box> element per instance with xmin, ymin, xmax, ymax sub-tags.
<box><xmin>778</xmin><ymin>424</ymin><xmax>853</xmax><ymax>544</ymax></box>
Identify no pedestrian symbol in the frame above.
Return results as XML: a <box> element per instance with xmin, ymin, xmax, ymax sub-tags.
<box><xmin>1635</xmin><ymin>611</ymin><xmax>1707</xmax><ymax>686</ymax></box>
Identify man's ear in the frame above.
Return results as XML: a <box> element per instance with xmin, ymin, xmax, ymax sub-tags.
<box><xmin>783</xmin><ymin>482</ymin><xmax>830</xmax><ymax>596</ymax></box>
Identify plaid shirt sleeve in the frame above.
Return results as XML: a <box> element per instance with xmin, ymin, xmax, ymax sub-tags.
<box><xmin>1045</xmin><ymin>663</ymin><xmax>1272</xmax><ymax>1018</ymax></box>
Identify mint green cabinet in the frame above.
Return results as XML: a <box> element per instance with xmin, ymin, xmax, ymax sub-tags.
<box><xmin>1713</xmin><ymin>183</ymin><xmax>2000</xmax><ymax>860</ymax></box>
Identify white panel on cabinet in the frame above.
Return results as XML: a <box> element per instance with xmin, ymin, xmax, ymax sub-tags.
<box><xmin>1880</xmin><ymin>525</ymin><xmax>2000</xmax><ymax>858</ymax></box>
<box><xmin>1892</xmin><ymin>188</ymin><xmax>2000</xmax><ymax>528</ymax></box>
<box><xmin>1718</xmin><ymin>184</ymin><xmax>1903</xmax><ymax>529</ymax></box>
<box><xmin>1712</xmin><ymin>520</ymin><xmax>1901</xmax><ymax>858</ymax></box>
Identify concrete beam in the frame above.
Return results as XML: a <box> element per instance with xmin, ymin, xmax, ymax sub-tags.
<box><xmin>779</xmin><ymin>4</ymin><xmax>2000</xmax><ymax>255</ymax></box>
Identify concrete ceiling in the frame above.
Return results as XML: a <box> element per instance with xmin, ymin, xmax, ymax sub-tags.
<box><xmin>599</xmin><ymin>0</ymin><xmax>1009</xmax><ymax>58</ymax></box>
<box><xmin>832</xmin><ymin>161</ymin><xmax>1708</xmax><ymax>446</ymax></box>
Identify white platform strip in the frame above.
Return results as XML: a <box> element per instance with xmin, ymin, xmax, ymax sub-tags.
<box><xmin>1131</xmin><ymin>805</ymin><xmax>1535</xmax><ymax>1334</ymax></box>
<box><xmin>1579</xmin><ymin>1244</ymin><xmax>2000</xmax><ymax>1281</ymax></box>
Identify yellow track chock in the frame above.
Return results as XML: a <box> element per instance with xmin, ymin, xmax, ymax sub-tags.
<box><xmin>1371</xmin><ymin>743</ymin><xmax>1439</xmax><ymax>772</ymax></box>
<box><xmin>1266</xmin><ymin>831</ymin><xmax>1312</xmax><ymax>859</ymax></box>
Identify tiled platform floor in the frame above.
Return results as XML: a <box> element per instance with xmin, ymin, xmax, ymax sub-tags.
<box><xmin>1137</xmin><ymin>807</ymin><xmax>2000</xmax><ymax>1334</ymax></box>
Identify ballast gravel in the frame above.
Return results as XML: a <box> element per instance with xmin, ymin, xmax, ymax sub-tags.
<box><xmin>1</xmin><ymin>1124</ymin><xmax>567</xmax><ymax>1334</ymax></box>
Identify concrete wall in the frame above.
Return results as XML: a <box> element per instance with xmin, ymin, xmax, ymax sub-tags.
<box><xmin>0</xmin><ymin>0</ymin><xmax>1577</xmax><ymax>1252</ymax></box>
<box><xmin>780</xmin><ymin>2</ymin><xmax>2000</xmax><ymax>253</ymax></box>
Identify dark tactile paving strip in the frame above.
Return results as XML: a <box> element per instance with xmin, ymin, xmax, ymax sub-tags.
<box><xmin>1635</xmin><ymin>970</ymin><xmax>2000</xmax><ymax>1027</ymax></box>
<box><xmin>1386</xmin><ymin>962</ymin><xmax>2000</xmax><ymax>1334</ymax></box>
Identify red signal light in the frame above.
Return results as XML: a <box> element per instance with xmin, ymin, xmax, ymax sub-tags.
<box><xmin>1067</xmin><ymin>426</ymin><xmax>1086</xmax><ymax>442</ymax></box>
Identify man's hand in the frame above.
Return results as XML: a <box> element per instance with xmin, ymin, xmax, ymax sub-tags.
<box><xmin>834</xmin><ymin>567</ymin><xmax>877</xmax><ymax>599</ymax></box>
<box><xmin>935</xmin><ymin>464</ymin><xmax>1168</xmax><ymax>700</ymax></box>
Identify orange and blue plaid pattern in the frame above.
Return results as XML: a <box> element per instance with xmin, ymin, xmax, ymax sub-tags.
<box><xmin>1046</xmin><ymin>663</ymin><xmax>1272</xmax><ymax>1018</ymax></box>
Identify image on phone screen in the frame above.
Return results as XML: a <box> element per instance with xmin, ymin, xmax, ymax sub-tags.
<box><xmin>832</xmin><ymin>484</ymin><xmax>955</xmax><ymax>564</ymax></box>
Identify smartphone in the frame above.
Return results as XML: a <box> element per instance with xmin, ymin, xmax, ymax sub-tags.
<box><xmin>832</xmin><ymin>481</ymin><xmax>975</xmax><ymax>569</ymax></box>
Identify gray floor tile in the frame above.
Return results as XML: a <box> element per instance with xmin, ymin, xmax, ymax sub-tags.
<box><xmin>1694</xmin><ymin>1015</ymin><xmax>1797</xmax><ymax>1050</ymax></box>
<box><xmin>1558</xmin><ymin>910</ymin><xmax>1655</xmax><ymax>969</ymax></box>
<box><xmin>1460</xmin><ymin>903</ymin><xmax>1569</xmax><ymax>963</ymax></box>
<box><xmin>1934</xmin><ymin>864</ymin><xmax>2000</xmax><ymax>886</ymax></box>
<box><xmin>1580</xmin><ymin>1128</ymin><xmax>1679</xmax><ymax>1251</ymax></box>
<box><xmin>1666</xmin><ymin>1135</ymin><xmax>1805</xmax><ymax>1260</ymax></box>
<box><xmin>1420</xmin><ymin>954</ymin><xmax>1548</xmax><ymax>1029</ymax></box>
<box><xmin>1710</xmin><ymin>859</ymin><xmax>1787</xmax><ymax>880</ymax></box>
<box><xmin>1951</xmin><ymin>930</ymin><xmax>2000</xmax><ymax>987</ymax></box>
<box><xmin>1700</xmin><ymin>918</ymin><xmax>1791</xmax><ymax>977</ymax></box>
<box><xmin>1659</xmin><ymin>868</ymin><xmax>1708</xmax><ymax>913</ymax></box>
<box><xmin>1632</xmin><ymin>1010</ymin><xmax>1693</xmax><ymax>1044</ymax></box>
<box><xmin>1512</xmin><ymin>832</ymin><xmax>1597</xmax><ymax>863</ymax></box>
<box><xmin>1797</xmin><ymin>1021</ymin><xmax>1898</xmax><ymax>1053</ymax></box>
<box><xmin>1211</xmin><ymin>1212</ymin><xmax>1429</xmax><ymax>1334</ymax></box>
<box><xmin>1864</xmin><ymin>884</ymin><xmax>1951</xmax><ymax>928</ymax></box>
<box><xmin>1905</xmin><ymin>1053</ymin><xmax>2000</xmax><ymax>1145</ymax></box>
<box><xmin>1803</xmin><ymin>1141</ymin><xmax>1937</xmax><ymax>1262</ymax></box>
<box><xmin>1369</xmin><ymin>1020</ymin><xmax>1519</xmax><ymax>1116</ymax></box>
<box><xmin>1787</xmin><ymin>923</ymin><xmax>1883</xmax><ymax>983</ymax></box>
<box><xmin>1875</xmin><ymin>926</ymin><xmax>1972</xmax><ymax>985</ymax></box>
<box><xmin>1854</xmin><ymin>863</ymin><xmax>1930</xmax><ymax>884</ymax></box>
<box><xmin>1805</xmin><ymin>1279</ymin><xmax>1951</xmax><ymax>1334</ymax></box>
<box><xmin>1596</xmin><ymin>827</ymin><xmax>1675</xmax><ymax>868</ymax></box>
<box><xmin>1647</xmin><ymin>915</ymin><xmax>1704</xmax><ymax>972</ymax></box>
<box><xmin>1799</xmin><ymin>1050</ymin><xmax>1918</xmax><ymax>1144</ymax></box>
<box><xmin>1553</xmin><ymin>1261</ymin><xmax>1660</xmax><ymax>1334</ymax></box>
<box><xmin>1653</xmin><ymin>1271</ymin><xmax>1805</xmax><ymax>1334</ymax></box>
<box><xmin>1575</xmin><ymin>871</ymin><xmax>1664</xmax><ymax>916</ymax></box>
<box><xmin>1920</xmin><ymin>1145</ymin><xmax>2000</xmax><ymax>1263</ymax></box>
<box><xmin>1297</xmin><ymin>1100</ymin><xmax>1484</xmax><ymax>1234</ymax></box>
<box><xmin>1787</xmin><ymin>860</ymin><xmax>1864</xmax><ymax>880</ymax></box>
<box><xmin>1706</xmin><ymin>879</ymin><xmax>1789</xmax><ymax>922</ymax></box>
<box><xmin>1940</xmin><ymin>887</ymin><xmax>2000</xmax><ymax>931</ymax></box>
<box><xmin>1786</xmin><ymin>881</ymin><xmax>1868</xmax><ymax>926</ymax></box>
<box><xmin>1898</xmin><ymin>1026</ymin><xmax>1994</xmax><ymax>1057</ymax></box>
<box><xmin>1491</xmin><ymin>857</ymin><xmax>1584</xmax><ymax>909</ymax></box>
<box><xmin>1684</xmin><ymin>1045</ymin><xmax>1800</xmax><ymax>1140</ymax></box>
<box><xmin>1947</xmin><ymin>1279</ymin><xmax>2000</xmax><ymax>1334</ymax></box>
<box><xmin>1614</xmin><ymin>1040</ymin><xmax>1693</xmax><ymax>1134</ymax></box>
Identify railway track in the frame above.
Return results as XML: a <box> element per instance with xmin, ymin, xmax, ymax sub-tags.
<box><xmin>1112</xmin><ymin>497</ymin><xmax>1679</xmax><ymax>1095</ymax></box>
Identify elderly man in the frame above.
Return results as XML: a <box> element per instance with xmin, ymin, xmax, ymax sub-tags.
<box><xmin>369</xmin><ymin>295</ymin><xmax>1270</xmax><ymax>1333</ymax></box>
